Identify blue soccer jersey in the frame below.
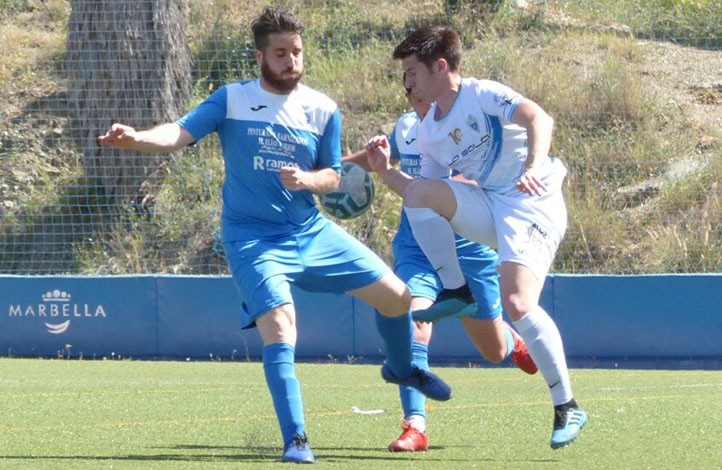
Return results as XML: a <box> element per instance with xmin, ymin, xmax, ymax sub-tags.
<box><xmin>177</xmin><ymin>79</ymin><xmax>342</xmax><ymax>241</ymax></box>
<box><xmin>388</xmin><ymin>111</ymin><xmax>423</xmax><ymax>178</ymax></box>
<box><xmin>389</xmin><ymin>111</ymin><xmax>426</xmax><ymax>251</ymax></box>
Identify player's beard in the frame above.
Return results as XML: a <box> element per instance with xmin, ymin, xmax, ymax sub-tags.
<box><xmin>261</xmin><ymin>61</ymin><xmax>303</xmax><ymax>93</ymax></box>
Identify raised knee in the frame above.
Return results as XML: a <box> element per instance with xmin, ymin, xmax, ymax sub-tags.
<box><xmin>377</xmin><ymin>285</ymin><xmax>411</xmax><ymax>317</ymax></box>
<box><xmin>403</xmin><ymin>179</ymin><xmax>440</xmax><ymax>208</ymax></box>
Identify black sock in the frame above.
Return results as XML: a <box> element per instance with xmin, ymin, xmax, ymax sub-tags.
<box><xmin>555</xmin><ymin>398</ymin><xmax>577</xmax><ymax>411</ymax></box>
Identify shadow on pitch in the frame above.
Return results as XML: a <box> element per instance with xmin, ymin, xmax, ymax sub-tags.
<box><xmin>0</xmin><ymin>443</ymin><xmax>560</xmax><ymax>464</ymax></box>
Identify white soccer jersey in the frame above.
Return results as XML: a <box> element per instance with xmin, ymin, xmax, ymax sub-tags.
<box><xmin>418</xmin><ymin>77</ymin><xmax>532</xmax><ymax>191</ymax></box>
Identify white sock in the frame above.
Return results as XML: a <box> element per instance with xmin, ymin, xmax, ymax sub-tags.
<box><xmin>404</xmin><ymin>206</ymin><xmax>465</xmax><ymax>289</ymax></box>
<box><xmin>513</xmin><ymin>306</ymin><xmax>573</xmax><ymax>406</ymax></box>
<box><xmin>408</xmin><ymin>414</ymin><xmax>426</xmax><ymax>433</ymax></box>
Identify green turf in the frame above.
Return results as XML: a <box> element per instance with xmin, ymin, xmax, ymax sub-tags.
<box><xmin>1</xmin><ymin>358</ymin><xmax>721</xmax><ymax>468</ymax></box>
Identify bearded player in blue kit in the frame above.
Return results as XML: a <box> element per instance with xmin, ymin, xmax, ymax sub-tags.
<box><xmin>348</xmin><ymin>82</ymin><xmax>537</xmax><ymax>452</ymax></box>
<box><xmin>366</xmin><ymin>25</ymin><xmax>587</xmax><ymax>450</ymax></box>
<box><xmin>98</xmin><ymin>7</ymin><xmax>451</xmax><ymax>464</ymax></box>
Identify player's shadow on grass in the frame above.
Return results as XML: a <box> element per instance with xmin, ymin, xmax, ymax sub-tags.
<box><xmin>1</xmin><ymin>443</ymin><xmax>561</xmax><ymax>464</ymax></box>
<box><xmin>142</xmin><ymin>443</ymin><xmax>562</xmax><ymax>464</ymax></box>
<box><xmin>150</xmin><ymin>443</ymin><xmax>432</xmax><ymax>462</ymax></box>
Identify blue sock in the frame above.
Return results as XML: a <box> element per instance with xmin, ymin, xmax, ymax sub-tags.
<box><xmin>502</xmin><ymin>322</ymin><xmax>515</xmax><ymax>359</ymax></box>
<box><xmin>374</xmin><ymin>311</ymin><xmax>413</xmax><ymax>378</ymax></box>
<box><xmin>262</xmin><ymin>343</ymin><xmax>304</xmax><ymax>446</ymax></box>
<box><xmin>400</xmin><ymin>341</ymin><xmax>428</xmax><ymax>419</ymax></box>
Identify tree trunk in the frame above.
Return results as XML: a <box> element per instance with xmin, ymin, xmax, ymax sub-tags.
<box><xmin>66</xmin><ymin>0</ymin><xmax>191</xmax><ymax>204</ymax></box>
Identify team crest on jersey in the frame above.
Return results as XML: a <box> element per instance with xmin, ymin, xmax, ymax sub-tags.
<box><xmin>467</xmin><ymin>114</ymin><xmax>480</xmax><ymax>133</ymax></box>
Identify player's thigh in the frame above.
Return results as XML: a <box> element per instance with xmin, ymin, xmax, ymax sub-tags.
<box><xmin>291</xmin><ymin>218</ymin><xmax>410</xmax><ymax>315</ymax></box>
<box><xmin>348</xmin><ymin>272</ymin><xmax>410</xmax><ymax>316</ymax></box>
<box><xmin>446</xmin><ymin>180</ymin><xmax>497</xmax><ymax>247</ymax></box>
<box><xmin>298</xmin><ymin>218</ymin><xmax>391</xmax><ymax>293</ymax></box>
<box><xmin>223</xmin><ymin>239</ymin><xmax>299</xmax><ymax>328</ymax></box>
<box><xmin>493</xmin><ymin>189</ymin><xmax>565</xmax><ymax>285</ymax></box>
<box><xmin>404</xmin><ymin>178</ymin><xmax>458</xmax><ymax>219</ymax></box>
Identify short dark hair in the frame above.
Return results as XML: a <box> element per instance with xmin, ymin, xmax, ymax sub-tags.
<box><xmin>393</xmin><ymin>26</ymin><xmax>461</xmax><ymax>72</ymax></box>
<box><xmin>251</xmin><ymin>6</ymin><xmax>305</xmax><ymax>51</ymax></box>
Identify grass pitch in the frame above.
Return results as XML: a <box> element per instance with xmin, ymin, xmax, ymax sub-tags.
<box><xmin>1</xmin><ymin>358</ymin><xmax>721</xmax><ymax>468</ymax></box>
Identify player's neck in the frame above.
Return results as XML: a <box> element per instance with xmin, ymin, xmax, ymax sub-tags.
<box><xmin>433</xmin><ymin>75</ymin><xmax>461</xmax><ymax>119</ymax></box>
<box><xmin>434</xmin><ymin>90</ymin><xmax>459</xmax><ymax>119</ymax></box>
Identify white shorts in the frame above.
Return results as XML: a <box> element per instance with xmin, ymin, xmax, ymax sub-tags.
<box><xmin>446</xmin><ymin>160</ymin><xmax>568</xmax><ymax>282</ymax></box>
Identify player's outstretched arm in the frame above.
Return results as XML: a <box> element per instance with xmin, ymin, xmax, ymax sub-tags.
<box><xmin>98</xmin><ymin>122</ymin><xmax>194</xmax><ymax>153</ymax></box>
<box><xmin>365</xmin><ymin>135</ymin><xmax>413</xmax><ymax>197</ymax></box>
<box><xmin>342</xmin><ymin>149</ymin><xmax>373</xmax><ymax>172</ymax></box>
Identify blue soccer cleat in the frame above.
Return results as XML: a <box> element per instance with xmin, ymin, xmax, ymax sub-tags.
<box><xmin>282</xmin><ymin>432</ymin><xmax>315</xmax><ymax>464</ymax></box>
<box><xmin>550</xmin><ymin>406</ymin><xmax>587</xmax><ymax>449</ymax></box>
<box><xmin>381</xmin><ymin>365</ymin><xmax>452</xmax><ymax>401</ymax></box>
<box><xmin>412</xmin><ymin>284</ymin><xmax>477</xmax><ymax>323</ymax></box>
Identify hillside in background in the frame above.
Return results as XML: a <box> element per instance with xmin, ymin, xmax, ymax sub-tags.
<box><xmin>0</xmin><ymin>0</ymin><xmax>721</xmax><ymax>275</ymax></box>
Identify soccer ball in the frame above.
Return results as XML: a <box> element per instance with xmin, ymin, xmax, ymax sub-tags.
<box><xmin>319</xmin><ymin>162</ymin><xmax>375</xmax><ymax>219</ymax></box>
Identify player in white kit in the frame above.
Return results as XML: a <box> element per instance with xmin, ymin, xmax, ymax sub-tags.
<box><xmin>351</xmin><ymin>82</ymin><xmax>537</xmax><ymax>452</ymax></box>
<box><xmin>368</xmin><ymin>25</ymin><xmax>587</xmax><ymax>449</ymax></box>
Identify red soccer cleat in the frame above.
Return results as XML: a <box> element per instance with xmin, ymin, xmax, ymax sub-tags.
<box><xmin>506</xmin><ymin>322</ymin><xmax>538</xmax><ymax>375</ymax></box>
<box><xmin>387</xmin><ymin>420</ymin><xmax>429</xmax><ymax>452</ymax></box>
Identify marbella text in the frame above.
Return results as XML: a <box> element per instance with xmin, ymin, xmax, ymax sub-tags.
<box><xmin>9</xmin><ymin>303</ymin><xmax>107</xmax><ymax>318</ymax></box>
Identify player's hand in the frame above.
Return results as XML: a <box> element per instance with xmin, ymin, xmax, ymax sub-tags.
<box><xmin>365</xmin><ymin>135</ymin><xmax>392</xmax><ymax>173</ymax></box>
<box><xmin>97</xmin><ymin>123</ymin><xmax>139</xmax><ymax>149</ymax></box>
<box><xmin>279</xmin><ymin>166</ymin><xmax>309</xmax><ymax>191</ymax></box>
<box><xmin>516</xmin><ymin>167</ymin><xmax>547</xmax><ymax>196</ymax></box>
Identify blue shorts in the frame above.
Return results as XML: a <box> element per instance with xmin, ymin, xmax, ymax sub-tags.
<box><xmin>223</xmin><ymin>216</ymin><xmax>389</xmax><ymax>328</ymax></box>
<box><xmin>393</xmin><ymin>239</ymin><xmax>501</xmax><ymax>320</ymax></box>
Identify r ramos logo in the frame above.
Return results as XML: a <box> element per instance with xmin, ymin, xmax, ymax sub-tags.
<box><xmin>7</xmin><ymin>289</ymin><xmax>107</xmax><ymax>334</ymax></box>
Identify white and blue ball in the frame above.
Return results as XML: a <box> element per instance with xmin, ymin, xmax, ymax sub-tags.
<box><xmin>319</xmin><ymin>162</ymin><xmax>375</xmax><ymax>219</ymax></box>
